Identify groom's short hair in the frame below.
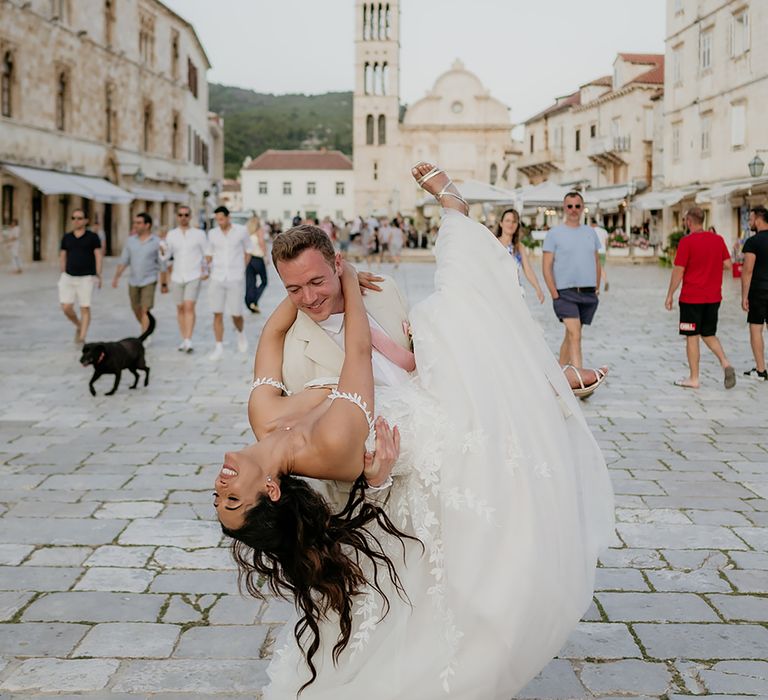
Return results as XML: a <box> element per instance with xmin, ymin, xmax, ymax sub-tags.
<box><xmin>272</xmin><ymin>225</ymin><xmax>336</xmax><ymax>268</ymax></box>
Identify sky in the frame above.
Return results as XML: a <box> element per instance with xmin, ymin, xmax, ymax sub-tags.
<box><xmin>164</xmin><ymin>0</ymin><xmax>666</xmax><ymax>125</ymax></box>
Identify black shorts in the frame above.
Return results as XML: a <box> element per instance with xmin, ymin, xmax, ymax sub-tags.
<box><xmin>553</xmin><ymin>288</ymin><xmax>599</xmax><ymax>326</ymax></box>
<box><xmin>679</xmin><ymin>302</ymin><xmax>720</xmax><ymax>337</ymax></box>
<box><xmin>747</xmin><ymin>290</ymin><xmax>768</xmax><ymax>325</ymax></box>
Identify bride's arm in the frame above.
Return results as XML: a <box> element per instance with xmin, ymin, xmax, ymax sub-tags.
<box><xmin>301</xmin><ymin>263</ymin><xmax>375</xmax><ymax>481</ymax></box>
<box><xmin>248</xmin><ymin>297</ymin><xmax>298</xmax><ymax>435</ymax></box>
<box><xmin>252</xmin><ymin>296</ymin><xmax>297</xmax><ymax>382</ymax></box>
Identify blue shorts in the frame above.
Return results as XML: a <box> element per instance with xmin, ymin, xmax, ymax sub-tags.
<box><xmin>553</xmin><ymin>288</ymin><xmax>599</xmax><ymax>326</ymax></box>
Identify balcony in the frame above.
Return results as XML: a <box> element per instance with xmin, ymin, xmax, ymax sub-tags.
<box><xmin>517</xmin><ymin>147</ymin><xmax>564</xmax><ymax>179</ymax></box>
<box><xmin>588</xmin><ymin>135</ymin><xmax>632</xmax><ymax>167</ymax></box>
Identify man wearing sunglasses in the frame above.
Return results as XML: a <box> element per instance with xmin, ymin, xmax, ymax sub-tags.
<box><xmin>58</xmin><ymin>209</ymin><xmax>102</xmax><ymax>344</ymax></box>
<box><xmin>542</xmin><ymin>192</ymin><xmax>601</xmax><ymax>370</ymax></box>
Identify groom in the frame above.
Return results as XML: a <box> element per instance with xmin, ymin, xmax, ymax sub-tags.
<box><xmin>272</xmin><ymin>224</ymin><xmax>414</xmax><ymax>395</ymax></box>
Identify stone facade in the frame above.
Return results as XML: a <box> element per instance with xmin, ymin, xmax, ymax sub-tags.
<box><xmin>352</xmin><ymin>0</ymin><xmax>515</xmax><ymax>216</ymax></box>
<box><xmin>519</xmin><ymin>54</ymin><xmax>663</xmax><ymax>229</ymax></box>
<box><xmin>656</xmin><ymin>0</ymin><xmax>768</xmax><ymax>246</ymax></box>
<box><xmin>0</xmin><ymin>0</ymin><xmax>222</xmax><ymax>262</ymax></box>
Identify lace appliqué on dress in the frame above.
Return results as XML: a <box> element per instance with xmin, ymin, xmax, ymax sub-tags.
<box><xmin>327</xmin><ymin>389</ymin><xmax>376</xmax><ymax>452</ymax></box>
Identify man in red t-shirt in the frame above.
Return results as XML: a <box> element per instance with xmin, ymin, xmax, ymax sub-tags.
<box><xmin>664</xmin><ymin>207</ymin><xmax>735</xmax><ymax>389</ymax></box>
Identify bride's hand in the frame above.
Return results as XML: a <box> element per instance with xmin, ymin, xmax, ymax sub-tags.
<box><xmin>358</xmin><ymin>271</ymin><xmax>384</xmax><ymax>294</ymax></box>
<box><xmin>363</xmin><ymin>417</ymin><xmax>400</xmax><ymax>488</ymax></box>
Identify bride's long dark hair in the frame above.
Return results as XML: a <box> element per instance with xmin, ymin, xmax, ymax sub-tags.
<box><xmin>221</xmin><ymin>474</ymin><xmax>418</xmax><ymax>694</ymax></box>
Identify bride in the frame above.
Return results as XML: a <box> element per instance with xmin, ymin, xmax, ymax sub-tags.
<box><xmin>215</xmin><ymin>163</ymin><xmax>615</xmax><ymax>699</ymax></box>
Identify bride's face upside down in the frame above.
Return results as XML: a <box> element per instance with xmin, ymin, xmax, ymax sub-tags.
<box><xmin>213</xmin><ymin>441</ymin><xmax>281</xmax><ymax>530</ymax></box>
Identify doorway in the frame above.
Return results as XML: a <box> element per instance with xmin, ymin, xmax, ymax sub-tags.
<box><xmin>103</xmin><ymin>203</ymin><xmax>113</xmax><ymax>255</ymax></box>
<box><xmin>32</xmin><ymin>189</ymin><xmax>42</xmax><ymax>261</ymax></box>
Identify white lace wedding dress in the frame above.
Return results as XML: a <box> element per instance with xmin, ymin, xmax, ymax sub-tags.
<box><xmin>263</xmin><ymin>210</ymin><xmax>615</xmax><ymax>699</ymax></box>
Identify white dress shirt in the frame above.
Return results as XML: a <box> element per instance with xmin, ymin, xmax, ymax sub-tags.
<box><xmin>207</xmin><ymin>224</ymin><xmax>250</xmax><ymax>282</ymax></box>
<box><xmin>318</xmin><ymin>313</ymin><xmax>411</xmax><ymax>387</ymax></box>
<box><xmin>164</xmin><ymin>227</ymin><xmax>208</xmax><ymax>283</ymax></box>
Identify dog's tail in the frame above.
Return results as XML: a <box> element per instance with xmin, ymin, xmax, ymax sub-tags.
<box><xmin>139</xmin><ymin>311</ymin><xmax>156</xmax><ymax>343</ymax></box>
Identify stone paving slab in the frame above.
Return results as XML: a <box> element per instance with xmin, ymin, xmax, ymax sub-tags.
<box><xmin>0</xmin><ymin>262</ymin><xmax>766</xmax><ymax>697</ymax></box>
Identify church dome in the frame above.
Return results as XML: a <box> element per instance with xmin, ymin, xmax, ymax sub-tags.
<box><xmin>403</xmin><ymin>59</ymin><xmax>511</xmax><ymax>127</ymax></box>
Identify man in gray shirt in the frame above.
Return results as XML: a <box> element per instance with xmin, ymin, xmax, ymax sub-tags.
<box><xmin>112</xmin><ymin>212</ymin><xmax>166</xmax><ymax>336</ymax></box>
<box><xmin>542</xmin><ymin>191</ymin><xmax>601</xmax><ymax>370</ymax></box>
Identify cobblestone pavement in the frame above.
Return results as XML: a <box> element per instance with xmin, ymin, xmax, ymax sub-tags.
<box><xmin>0</xmin><ymin>257</ymin><xmax>766</xmax><ymax>699</ymax></box>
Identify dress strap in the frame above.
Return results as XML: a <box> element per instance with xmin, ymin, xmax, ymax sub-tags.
<box><xmin>251</xmin><ymin>377</ymin><xmax>292</xmax><ymax>395</ymax></box>
<box><xmin>328</xmin><ymin>389</ymin><xmax>376</xmax><ymax>451</ymax></box>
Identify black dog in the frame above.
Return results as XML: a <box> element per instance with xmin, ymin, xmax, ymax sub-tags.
<box><xmin>80</xmin><ymin>312</ymin><xmax>154</xmax><ymax>396</ymax></box>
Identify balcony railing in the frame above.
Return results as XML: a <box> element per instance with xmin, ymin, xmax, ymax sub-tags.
<box><xmin>517</xmin><ymin>147</ymin><xmax>565</xmax><ymax>176</ymax></box>
<box><xmin>588</xmin><ymin>136</ymin><xmax>631</xmax><ymax>166</ymax></box>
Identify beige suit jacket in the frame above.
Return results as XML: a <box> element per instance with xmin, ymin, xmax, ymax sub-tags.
<box><xmin>282</xmin><ymin>275</ymin><xmax>411</xmax><ymax>395</ymax></box>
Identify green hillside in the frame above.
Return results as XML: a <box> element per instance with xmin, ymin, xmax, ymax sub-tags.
<box><xmin>208</xmin><ymin>84</ymin><xmax>354</xmax><ymax>179</ymax></box>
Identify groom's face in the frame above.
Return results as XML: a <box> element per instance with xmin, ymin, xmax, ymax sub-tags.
<box><xmin>277</xmin><ymin>248</ymin><xmax>344</xmax><ymax>321</ymax></box>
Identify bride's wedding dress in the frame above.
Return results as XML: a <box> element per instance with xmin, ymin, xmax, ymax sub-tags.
<box><xmin>264</xmin><ymin>210</ymin><xmax>615</xmax><ymax>699</ymax></box>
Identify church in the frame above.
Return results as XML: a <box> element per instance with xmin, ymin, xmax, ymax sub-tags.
<box><xmin>353</xmin><ymin>1</ymin><xmax>516</xmax><ymax>216</ymax></box>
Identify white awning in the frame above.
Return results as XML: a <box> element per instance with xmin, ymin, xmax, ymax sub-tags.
<box><xmin>632</xmin><ymin>188</ymin><xmax>698</xmax><ymax>210</ymax></box>
<box><xmin>3</xmin><ymin>164</ymin><xmax>133</xmax><ymax>204</ymax></box>
<box><xmin>695</xmin><ymin>177</ymin><xmax>768</xmax><ymax>203</ymax></box>
<box><xmin>132</xmin><ymin>187</ymin><xmax>190</xmax><ymax>204</ymax></box>
<box><xmin>589</xmin><ymin>184</ymin><xmax>632</xmax><ymax>212</ymax></box>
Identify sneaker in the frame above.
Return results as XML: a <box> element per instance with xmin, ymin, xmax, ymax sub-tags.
<box><xmin>248</xmin><ymin>303</ymin><xmax>260</xmax><ymax>314</ymax></box>
<box><xmin>178</xmin><ymin>341</ymin><xmax>187</xmax><ymax>352</ymax></box>
<box><xmin>237</xmin><ymin>333</ymin><xmax>248</xmax><ymax>353</ymax></box>
<box><xmin>208</xmin><ymin>344</ymin><xmax>223</xmax><ymax>361</ymax></box>
<box><xmin>185</xmin><ymin>343</ymin><xmax>194</xmax><ymax>354</ymax></box>
<box><xmin>744</xmin><ymin>367</ymin><xmax>768</xmax><ymax>381</ymax></box>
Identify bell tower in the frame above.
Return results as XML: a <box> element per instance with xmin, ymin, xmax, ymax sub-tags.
<box><xmin>353</xmin><ymin>1</ymin><xmax>401</xmax><ymax>215</ymax></box>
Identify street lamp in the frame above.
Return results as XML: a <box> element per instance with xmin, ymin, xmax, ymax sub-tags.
<box><xmin>748</xmin><ymin>154</ymin><xmax>765</xmax><ymax>178</ymax></box>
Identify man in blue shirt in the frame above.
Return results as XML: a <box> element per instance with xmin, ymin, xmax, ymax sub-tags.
<box><xmin>112</xmin><ymin>212</ymin><xmax>165</xmax><ymax>336</ymax></box>
<box><xmin>542</xmin><ymin>191</ymin><xmax>601</xmax><ymax>369</ymax></box>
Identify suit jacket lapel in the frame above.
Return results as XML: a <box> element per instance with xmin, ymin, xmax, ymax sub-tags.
<box><xmin>294</xmin><ymin>312</ymin><xmax>345</xmax><ymax>372</ymax></box>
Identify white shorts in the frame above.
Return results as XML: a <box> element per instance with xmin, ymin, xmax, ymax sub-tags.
<box><xmin>208</xmin><ymin>278</ymin><xmax>245</xmax><ymax>316</ymax></box>
<box><xmin>171</xmin><ymin>279</ymin><xmax>202</xmax><ymax>305</ymax></box>
<box><xmin>58</xmin><ymin>273</ymin><xmax>95</xmax><ymax>307</ymax></box>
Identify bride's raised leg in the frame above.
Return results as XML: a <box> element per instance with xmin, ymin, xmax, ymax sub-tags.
<box><xmin>411</xmin><ymin>162</ymin><xmax>469</xmax><ymax>216</ymax></box>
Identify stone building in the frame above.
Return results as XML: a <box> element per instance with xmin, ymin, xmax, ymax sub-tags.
<box><xmin>639</xmin><ymin>0</ymin><xmax>768</xmax><ymax>246</ymax></box>
<box><xmin>519</xmin><ymin>54</ymin><xmax>664</xmax><ymax>229</ymax></box>
<box><xmin>240</xmin><ymin>150</ymin><xmax>355</xmax><ymax>227</ymax></box>
<box><xmin>352</xmin><ymin>0</ymin><xmax>516</xmax><ymax>216</ymax></box>
<box><xmin>0</xmin><ymin>0</ymin><xmax>223</xmax><ymax>262</ymax></box>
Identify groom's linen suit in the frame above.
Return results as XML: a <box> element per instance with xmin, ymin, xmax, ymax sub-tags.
<box><xmin>281</xmin><ymin>275</ymin><xmax>412</xmax><ymax>395</ymax></box>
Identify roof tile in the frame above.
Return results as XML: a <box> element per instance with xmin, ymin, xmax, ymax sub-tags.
<box><xmin>244</xmin><ymin>150</ymin><xmax>353</xmax><ymax>171</ymax></box>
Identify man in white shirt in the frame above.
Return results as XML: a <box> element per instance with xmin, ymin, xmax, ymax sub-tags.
<box><xmin>163</xmin><ymin>205</ymin><xmax>208</xmax><ymax>353</ymax></box>
<box><xmin>206</xmin><ymin>206</ymin><xmax>251</xmax><ymax>360</ymax></box>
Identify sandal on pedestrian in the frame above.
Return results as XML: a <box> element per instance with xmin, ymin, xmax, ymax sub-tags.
<box><xmin>723</xmin><ymin>366</ymin><xmax>736</xmax><ymax>390</ymax></box>
<box><xmin>673</xmin><ymin>378</ymin><xmax>698</xmax><ymax>389</ymax></box>
<box><xmin>562</xmin><ymin>364</ymin><xmax>608</xmax><ymax>399</ymax></box>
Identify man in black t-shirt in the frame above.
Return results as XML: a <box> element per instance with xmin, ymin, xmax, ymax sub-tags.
<box><xmin>742</xmin><ymin>206</ymin><xmax>768</xmax><ymax>380</ymax></box>
<box><xmin>58</xmin><ymin>209</ymin><xmax>102</xmax><ymax>344</ymax></box>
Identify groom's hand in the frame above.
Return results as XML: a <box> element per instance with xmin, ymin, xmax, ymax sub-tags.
<box><xmin>358</xmin><ymin>271</ymin><xmax>385</xmax><ymax>294</ymax></box>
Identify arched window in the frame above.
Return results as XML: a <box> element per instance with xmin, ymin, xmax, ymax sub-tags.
<box><xmin>490</xmin><ymin>163</ymin><xmax>498</xmax><ymax>185</ymax></box>
<box><xmin>381</xmin><ymin>62</ymin><xmax>389</xmax><ymax>95</ymax></box>
<box><xmin>104</xmin><ymin>0</ymin><xmax>114</xmax><ymax>45</ymax></box>
<box><xmin>373</xmin><ymin>63</ymin><xmax>380</xmax><ymax>95</ymax></box>
<box><xmin>385</xmin><ymin>4</ymin><xmax>392</xmax><ymax>39</ymax></box>
<box><xmin>171</xmin><ymin>113</ymin><xmax>179</xmax><ymax>158</ymax></box>
<box><xmin>366</xmin><ymin>115</ymin><xmax>374</xmax><ymax>145</ymax></box>
<box><xmin>105</xmin><ymin>82</ymin><xmax>115</xmax><ymax>144</ymax></box>
<box><xmin>378</xmin><ymin>115</ymin><xmax>386</xmax><ymax>145</ymax></box>
<box><xmin>364</xmin><ymin>62</ymin><xmax>372</xmax><ymax>95</ymax></box>
<box><xmin>55</xmin><ymin>70</ymin><xmax>67</xmax><ymax>131</ymax></box>
<box><xmin>368</xmin><ymin>3</ymin><xmax>376</xmax><ymax>41</ymax></box>
<box><xmin>1</xmin><ymin>52</ymin><xmax>13</xmax><ymax>118</ymax></box>
<box><xmin>378</xmin><ymin>3</ymin><xmax>385</xmax><ymax>39</ymax></box>
<box><xmin>362</xmin><ymin>3</ymin><xmax>369</xmax><ymax>40</ymax></box>
<box><xmin>142</xmin><ymin>101</ymin><xmax>152</xmax><ymax>152</ymax></box>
